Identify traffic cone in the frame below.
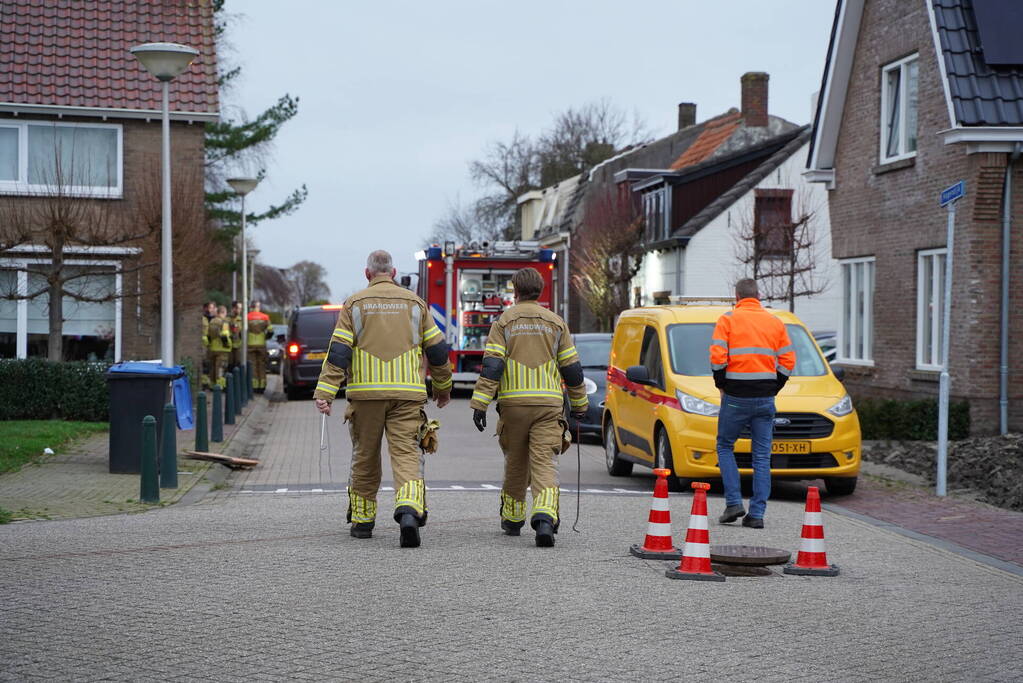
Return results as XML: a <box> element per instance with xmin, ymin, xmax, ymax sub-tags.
<box><xmin>783</xmin><ymin>486</ymin><xmax>840</xmax><ymax>576</ymax></box>
<box><xmin>629</xmin><ymin>468</ymin><xmax>683</xmax><ymax>560</ymax></box>
<box><xmin>665</xmin><ymin>482</ymin><xmax>725</xmax><ymax>582</ymax></box>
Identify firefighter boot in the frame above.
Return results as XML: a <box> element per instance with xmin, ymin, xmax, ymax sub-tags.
<box><xmin>500</xmin><ymin>491</ymin><xmax>526</xmax><ymax>536</ymax></box>
<box><xmin>532</xmin><ymin>514</ymin><xmax>556</xmax><ymax>548</ymax></box>
<box><xmin>396</xmin><ymin>507</ymin><xmax>421</xmax><ymax>548</ymax></box>
<box><xmin>531</xmin><ymin>486</ymin><xmax>560</xmax><ymax>547</ymax></box>
<box><xmin>350</xmin><ymin>522</ymin><xmax>374</xmax><ymax>539</ymax></box>
<box><xmin>348</xmin><ymin>488</ymin><xmax>377</xmax><ymax>539</ymax></box>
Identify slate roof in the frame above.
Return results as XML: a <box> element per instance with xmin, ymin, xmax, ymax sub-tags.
<box><xmin>932</xmin><ymin>0</ymin><xmax>1023</xmax><ymax>125</ymax></box>
<box><xmin>0</xmin><ymin>0</ymin><xmax>219</xmax><ymax>116</ymax></box>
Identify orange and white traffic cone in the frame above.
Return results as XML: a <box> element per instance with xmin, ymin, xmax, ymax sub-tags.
<box><xmin>665</xmin><ymin>482</ymin><xmax>725</xmax><ymax>582</ymax></box>
<box><xmin>629</xmin><ymin>468</ymin><xmax>683</xmax><ymax>560</ymax></box>
<box><xmin>783</xmin><ymin>486</ymin><xmax>840</xmax><ymax>576</ymax></box>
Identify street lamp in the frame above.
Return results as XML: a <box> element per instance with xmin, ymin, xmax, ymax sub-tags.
<box><xmin>248</xmin><ymin>248</ymin><xmax>261</xmax><ymax>303</ymax></box>
<box><xmin>130</xmin><ymin>42</ymin><xmax>199</xmax><ymax>367</ymax></box>
<box><xmin>227</xmin><ymin>177</ymin><xmax>259</xmax><ymax>375</ymax></box>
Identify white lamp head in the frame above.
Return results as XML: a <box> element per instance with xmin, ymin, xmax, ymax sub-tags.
<box><xmin>227</xmin><ymin>177</ymin><xmax>260</xmax><ymax>196</ymax></box>
<box><xmin>130</xmin><ymin>42</ymin><xmax>199</xmax><ymax>81</ymax></box>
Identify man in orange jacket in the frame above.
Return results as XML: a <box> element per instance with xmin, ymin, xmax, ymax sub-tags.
<box><xmin>709</xmin><ymin>278</ymin><xmax>795</xmax><ymax>528</ymax></box>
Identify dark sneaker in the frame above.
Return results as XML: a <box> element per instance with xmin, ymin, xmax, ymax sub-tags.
<box><xmin>742</xmin><ymin>515</ymin><xmax>764</xmax><ymax>529</ymax></box>
<box><xmin>350</xmin><ymin>522</ymin><xmax>373</xmax><ymax>539</ymax></box>
<box><xmin>501</xmin><ymin>519</ymin><xmax>523</xmax><ymax>536</ymax></box>
<box><xmin>719</xmin><ymin>504</ymin><xmax>746</xmax><ymax>524</ymax></box>
<box><xmin>534</xmin><ymin>520</ymin><xmax>555</xmax><ymax>547</ymax></box>
<box><xmin>399</xmin><ymin>513</ymin><xmax>421</xmax><ymax>548</ymax></box>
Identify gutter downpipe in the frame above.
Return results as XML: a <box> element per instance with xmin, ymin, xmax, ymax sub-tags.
<box><xmin>1000</xmin><ymin>142</ymin><xmax>1022</xmax><ymax>435</ymax></box>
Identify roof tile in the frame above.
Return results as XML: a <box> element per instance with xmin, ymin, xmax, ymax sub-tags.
<box><xmin>0</xmin><ymin>0</ymin><xmax>218</xmax><ymax>115</ymax></box>
<box><xmin>669</xmin><ymin>111</ymin><xmax>743</xmax><ymax>170</ymax></box>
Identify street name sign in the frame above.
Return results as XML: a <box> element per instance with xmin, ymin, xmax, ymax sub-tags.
<box><xmin>940</xmin><ymin>180</ymin><xmax>965</xmax><ymax>207</ymax></box>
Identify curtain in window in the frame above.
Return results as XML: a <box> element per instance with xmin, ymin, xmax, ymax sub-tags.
<box><xmin>0</xmin><ymin>127</ymin><xmax>17</xmax><ymax>181</ymax></box>
<box><xmin>906</xmin><ymin>61</ymin><xmax>919</xmax><ymax>153</ymax></box>
<box><xmin>886</xmin><ymin>69</ymin><xmax>902</xmax><ymax>158</ymax></box>
<box><xmin>27</xmin><ymin>125</ymin><xmax>117</xmax><ymax>188</ymax></box>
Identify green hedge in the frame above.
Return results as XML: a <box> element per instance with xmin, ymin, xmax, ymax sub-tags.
<box><xmin>855</xmin><ymin>397</ymin><xmax>970</xmax><ymax>441</ymax></box>
<box><xmin>0</xmin><ymin>359</ymin><xmax>111</xmax><ymax>421</ymax></box>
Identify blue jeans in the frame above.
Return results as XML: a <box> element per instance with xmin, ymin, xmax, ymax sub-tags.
<box><xmin>715</xmin><ymin>394</ymin><xmax>775</xmax><ymax>519</ymax></box>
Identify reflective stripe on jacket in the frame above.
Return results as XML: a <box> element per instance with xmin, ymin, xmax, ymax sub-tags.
<box><xmin>247</xmin><ymin>311</ymin><xmax>271</xmax><ymax>347</ymax></box>
<box><xmin>469</xmin><ymin>300</ymin><xmax>587</xmax><ymax>410</ymax></box>
<box><xmin>314</xmin><ymin>275</ymin><xmax>452</xmax><ymax>402</ymax></box>
<box><xmin>709</xmin><ymin>298</ymin><xmax>795</xmax><ymax>398</ymax></box>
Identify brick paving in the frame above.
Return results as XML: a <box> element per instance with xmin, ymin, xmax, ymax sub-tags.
<box><xmin>0</xmin><ymin>388</ymin><xmax>263</xmax><ymax>522</ymax></box>
<box><xmin>825</xmin><ymin>475</ymin><xmax>1023</xmax><ymax>566</ymax></box>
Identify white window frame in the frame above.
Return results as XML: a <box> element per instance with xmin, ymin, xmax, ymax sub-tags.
<box><xmin>0</xmin><ymin>119</ymin><xmax>123</xmax><ymax>198</ymax></box>
<box><xmin>880</xmin><ymin>54</ymin><xmax>919</xmax><ymax>164</ymax></box>
<box><xmin>916</xmin><ymin>247</ymin><xmax>947</xmax><ymax>370</ymax></box>
<box><xmin>0</xmin><ymin>250</ymin><xmax>131</xmax><ymax>361</ymax></box>
<box><xmin>837</xmin><ymin>256</ymin><xmax>875</xmax><ymax>366</ymax></box>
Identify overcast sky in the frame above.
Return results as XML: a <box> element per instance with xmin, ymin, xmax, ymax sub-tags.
<box><xmin>222</xmin><ymin>0</ymin><xmax>837</xmax><ymax>300</ymax></box>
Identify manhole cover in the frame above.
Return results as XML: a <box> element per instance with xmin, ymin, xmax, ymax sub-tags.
<box><xmin>712</xmin><ymin>563</ymin><xmax>774</xmax><ymax>577</ymax></box>
<box><xmin>710</xmin><ymin>545</ymin><xmax>790</xmax><ymax>566</ymax></box>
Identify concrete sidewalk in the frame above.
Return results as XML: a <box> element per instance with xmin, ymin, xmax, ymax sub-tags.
<box><xmin>0</xmin><ymin>386</ymin><xmax>268</xmax><ymax>522</ymax></box>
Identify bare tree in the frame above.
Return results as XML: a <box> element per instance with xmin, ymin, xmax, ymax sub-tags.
<box><xmin>468</xmin><ymin>131</ymin><xmax>539</xmax><ymax>239</ymax></box>
<box><xmin>253</xmin><ymin>263</ymin><xmax>295</xmax><ymax>311</ymax></box>
<box><xmin>425</xmin><ymin>196</ymin><xmax>503</xmax><ymax>246</ymax></box>
<box><xmin>286</xmin><ymin>260</ymin><xmax>331</xmax><ymax>305</ymax></box>
<box><xmin>732</xmin><ymin>188</ymin><xmax>829</xmax><ymax>311</ymax></box>
<box><xmin>571</xmin><ymin>188</ymin><xmax>645</xmax><ymax>331</ymax></box>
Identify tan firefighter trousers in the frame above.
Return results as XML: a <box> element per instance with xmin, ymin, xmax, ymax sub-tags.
<box><xmin>248</xmin><ymin>347</ymin><xmax>268</xmax><ymax>389</ymax></box>
<box><xmin>345</xmin><ymin>398</ymin><xmax>426</xmax><ymax>523</ymax></box>
<box><xmin>497</xmin><ymin>404</ymin><xmax>564</xmax><ymax>524</ymax></box>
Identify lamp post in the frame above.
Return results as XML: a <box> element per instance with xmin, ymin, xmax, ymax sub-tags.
<box><xmin>227</xmin><ymin>177</ymin><xmax>259</xmax><ymax>374</ymax></box>
<box><xmin>131</xmin><ymin>42</ymin><xmax>199</xmax><ymax>367</ymax></box>
<box><xmin>248</xmin><ymin>248</ymin><xmax>261</xmax><ymax>304</ymax></box>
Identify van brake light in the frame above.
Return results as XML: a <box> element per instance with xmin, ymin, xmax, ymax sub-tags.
<box><xmin>287</xmin><ymin>343</ymin><xmax>301</xmax><ymax>358</ymax></box>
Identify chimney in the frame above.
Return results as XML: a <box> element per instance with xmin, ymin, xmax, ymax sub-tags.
<box><xmin>677</xmin><ymin>102</ymin><xmax>696</xmax><ymax>130</ymax></box>
<box><xmin>741</xmin><ymin>72</ymin><xmax>769</xmax><ymax>127</ymax></box>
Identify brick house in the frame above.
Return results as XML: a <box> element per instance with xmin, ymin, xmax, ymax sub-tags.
<box><xmin>520</xmin><ymin>73</ymin><xmax>806</xmax><ymax>332</ymax></box>
<box><xmin>0</xmin><ymin>0</ymin><xmax>218</xmax><ymax>364</ymax></box>
<box><xmin>806</xmin><ymin>0</ymin><xmax>1023</xmax><ymax>434</ymax></box>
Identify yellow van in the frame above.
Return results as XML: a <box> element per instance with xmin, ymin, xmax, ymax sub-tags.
<box><xmin>603</xmin><ymin>303</ymin><xmax>860</xmax><ymax>495</ymax></box>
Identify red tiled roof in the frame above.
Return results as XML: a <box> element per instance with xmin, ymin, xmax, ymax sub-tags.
<box><xmin>669</xmin><ymin>111</ymin><xmax>742</xmax><ymax>170</ymax></box>
<box><xmin>0</xmin><ymin>0</ymin><xmax>218</xmax><ymax>116</ymax></box>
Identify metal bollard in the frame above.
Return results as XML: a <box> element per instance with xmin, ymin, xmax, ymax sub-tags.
<box><xmin>195</xmin><ymin>391</ymin><xmax>209</xmax><ymax>452</ymax></box>
<box><xmin>140</xmin><ymin>415</ymin><xmax>159</xmax><ymax>503</ymax></box>
<box><xmin>225</xmin><ymin>374</ymin><xmax>236</xmax><ymax>425</ymax></box>
<box><xmin>211</xmin><ymin>386</ymin><xmax>224</xmax><ymax>442</ymax></box>
<box><xmin>246</xmin><ymin>362</ymin><xmax>254</xmax><ymax>400</ymax></box>
<box><xmin>160</xmin><ymin>403</ymin><xmax>177</xmax><ymax>489</ymax></box>
<box><xmin>234</xmin><ymin>367</ymin><xmax>244</xmax><ymax>412</ymax></box>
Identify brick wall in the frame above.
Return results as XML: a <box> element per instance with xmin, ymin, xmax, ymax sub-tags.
<box><xmin>828</xmin><ymin>0</ymin><xmax>1023</xmax><ymax>434</ymax></box>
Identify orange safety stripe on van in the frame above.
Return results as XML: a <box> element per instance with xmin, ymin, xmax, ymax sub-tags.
<box><xmin>606</xmin><ymin>367</ymin><xmax>681</xmax><ymax>411</ymax></box>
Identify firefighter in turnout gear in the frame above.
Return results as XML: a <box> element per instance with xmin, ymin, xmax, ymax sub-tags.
<box><xmin>314</xmin><ymin>250</ymin><xmax>453</xmax><ymax>548</ymax></box>
<box><xmin>470</xmin><ymin>267</ymin><xmax>588</xmax><ymax>547</ymax></box>
<box><xmin>247</xmin><ymin>300</ymin><xmax>272</xmax><ymax>393</ymax></box>
<box><xmin>201</xmin><ymin>301</ymin><xmax>216</xmax><ymax>388</ymax></box>
<box><xmin>208</xmin><ymin>305</ymin><xmax>233</xmax><ymax>388</ymax></box>
<box><xmin>229</xmin><ymin>301</ymin><xmax>243</xmax><ymax>370</ymax></box>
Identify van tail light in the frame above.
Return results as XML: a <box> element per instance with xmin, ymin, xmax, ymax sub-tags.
<box><xmin>287</xmin><ymin>343</ymin><xmax>301</xmax><ymax>358</ymax></box>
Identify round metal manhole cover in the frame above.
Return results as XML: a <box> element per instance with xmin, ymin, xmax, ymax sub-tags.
<box><xmin>710</xmin><ymin>545</ymin><xmax>791</xmax><ymax>566</ymax></box>
<box><xmin>711</xmin><ymin>563</ymin><xmax>775</xmax><ymax>578</ymax></box>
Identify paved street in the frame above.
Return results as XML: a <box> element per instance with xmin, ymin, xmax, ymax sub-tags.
<box><xmin>2</xmin><ymin>380</ymin><xmax>1022</xmax><ymax>681</ymax></box>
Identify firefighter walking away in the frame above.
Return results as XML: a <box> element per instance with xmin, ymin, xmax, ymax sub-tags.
<box><xmin>247</xmin><ymin>300</ymin><xmax>272</xmax><ymax>393</ymax></box>
<box><xmin>470</xmin><ymin>267</ymin><xmax>587</xmax><ymax>547</ymax></box>
<box><xmin>314</xmin><ymin>250</ymin><xmax>452</xmax><ymax>548</ymax></box>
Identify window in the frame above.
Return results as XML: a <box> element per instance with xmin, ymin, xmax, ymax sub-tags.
<box><xmin>838</xmin><ymin>258</ymin><xmax>875</xmax><ymax>364</ymax></box>
<box><xmin>754</xmin><ymin>189</ymin><xmax>794</xmax><ymax>260</ymax></box>
<box><xmin>0</xmin><ymin>120</ymin><xmax>122</xmax><ymax>197</ymax></box>
<box><xmin>642</xmin><ymin>187</ymin><xmax>669</xmax><ymax>242</ymax></box>
<box><xmin>881</xmin><ymin>55</ymin><xmax>919</xmax><ymax>163</ymax></box>
<box><xmin>639</xmin><ymin>326</ymin><xmax>664</xmax><ymax>388</ymax></box>
<box><xmin>916</xmin><ymin>248</ymin><xmax>947</xmax><ymax>370</ymax></box>
<box><xmin>667</xmin><ymin>323</ymin><xmax>826</xmax><ymax>377</ymax></box>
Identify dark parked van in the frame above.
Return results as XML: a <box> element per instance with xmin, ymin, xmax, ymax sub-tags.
<box><xmin>282</xmin><ymin>305</ymin><xmax>343</xmax><ymax>400</ymax></box>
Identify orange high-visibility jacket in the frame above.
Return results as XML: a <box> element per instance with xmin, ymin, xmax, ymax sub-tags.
<box><xmin>709</xmin><ymin>298</ymin><xmax>796</xmax><ymax>397</ymax></box>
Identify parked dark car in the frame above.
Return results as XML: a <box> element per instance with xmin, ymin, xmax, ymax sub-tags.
<box><xmin>282</xmin><ymin>305</ymin><xmax>343</xmax><ymax>400</ymax></box>
<box><xmin>266</xmin><ymin>323</ymin><xmax>287</xmax><ymax>373</ymax></box>
<box><xmin>565</xmin><ymin>332</ymin><xmax>612</xmax><ymax>438</ymax></box>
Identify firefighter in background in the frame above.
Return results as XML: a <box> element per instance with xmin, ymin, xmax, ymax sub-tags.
<box><xmin>229</xmin><ymin>300</ymin><xmax>243</xmax><ymax>370</ymax></box>
<box><xmin>470</xmin><ymin>267</ymin><xmax>588</xmax><ymax>548</ymax></box>
<box><xmin>247</xmin><ymin>300</ymin><xmax>272</xmax><ymax>393</ymax></box>
<box><xmin>201</xmin><ymin>301</ymin><xmax>216</xmax><ymax>388</ymax></box>
<box><xmin>208</xmin><ymin>304</ymin><xmax>233</xmax><ymax>388</ymax></box>
<box><xmin>314</xmin><ymin>250</ymin><xmax>453</xmax><ymax>548</ymax></box>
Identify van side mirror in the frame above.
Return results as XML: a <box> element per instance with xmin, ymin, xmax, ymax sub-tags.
<box><xmin>830</xmin><ymin>364</ymin><xmax>845</xmax><ymax>381</ymax></box>
<box><xmin>626</xmin><ymin>365</ymin><xmax>656</xmax><ymax>386</ymax></box>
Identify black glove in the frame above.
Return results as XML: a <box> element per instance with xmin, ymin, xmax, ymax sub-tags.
<box><xmin>472</xmin><ymin>409</ymin><xmax>487</xmax><ymax>432</ymax></box>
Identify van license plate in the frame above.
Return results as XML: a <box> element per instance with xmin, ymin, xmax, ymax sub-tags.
<box><xmin>305</xmin><ymin>352</ymin><xmax>326</xmax><ymax>360</ymax></box>
<box><xmin>772</xmin><ymin>441</ymin><xmax>810</xmax><ymax>454</ymax></box>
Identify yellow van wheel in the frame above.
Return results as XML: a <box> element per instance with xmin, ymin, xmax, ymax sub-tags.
<box><xmin>603</xmin><ymin>419</ymin><xmax>632</xmax><ymax>476</ymax></box>
<box><xmin>655</xmin><ymin>428</ymin><xmax>684</xmax><ymax>493</ymax></box>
